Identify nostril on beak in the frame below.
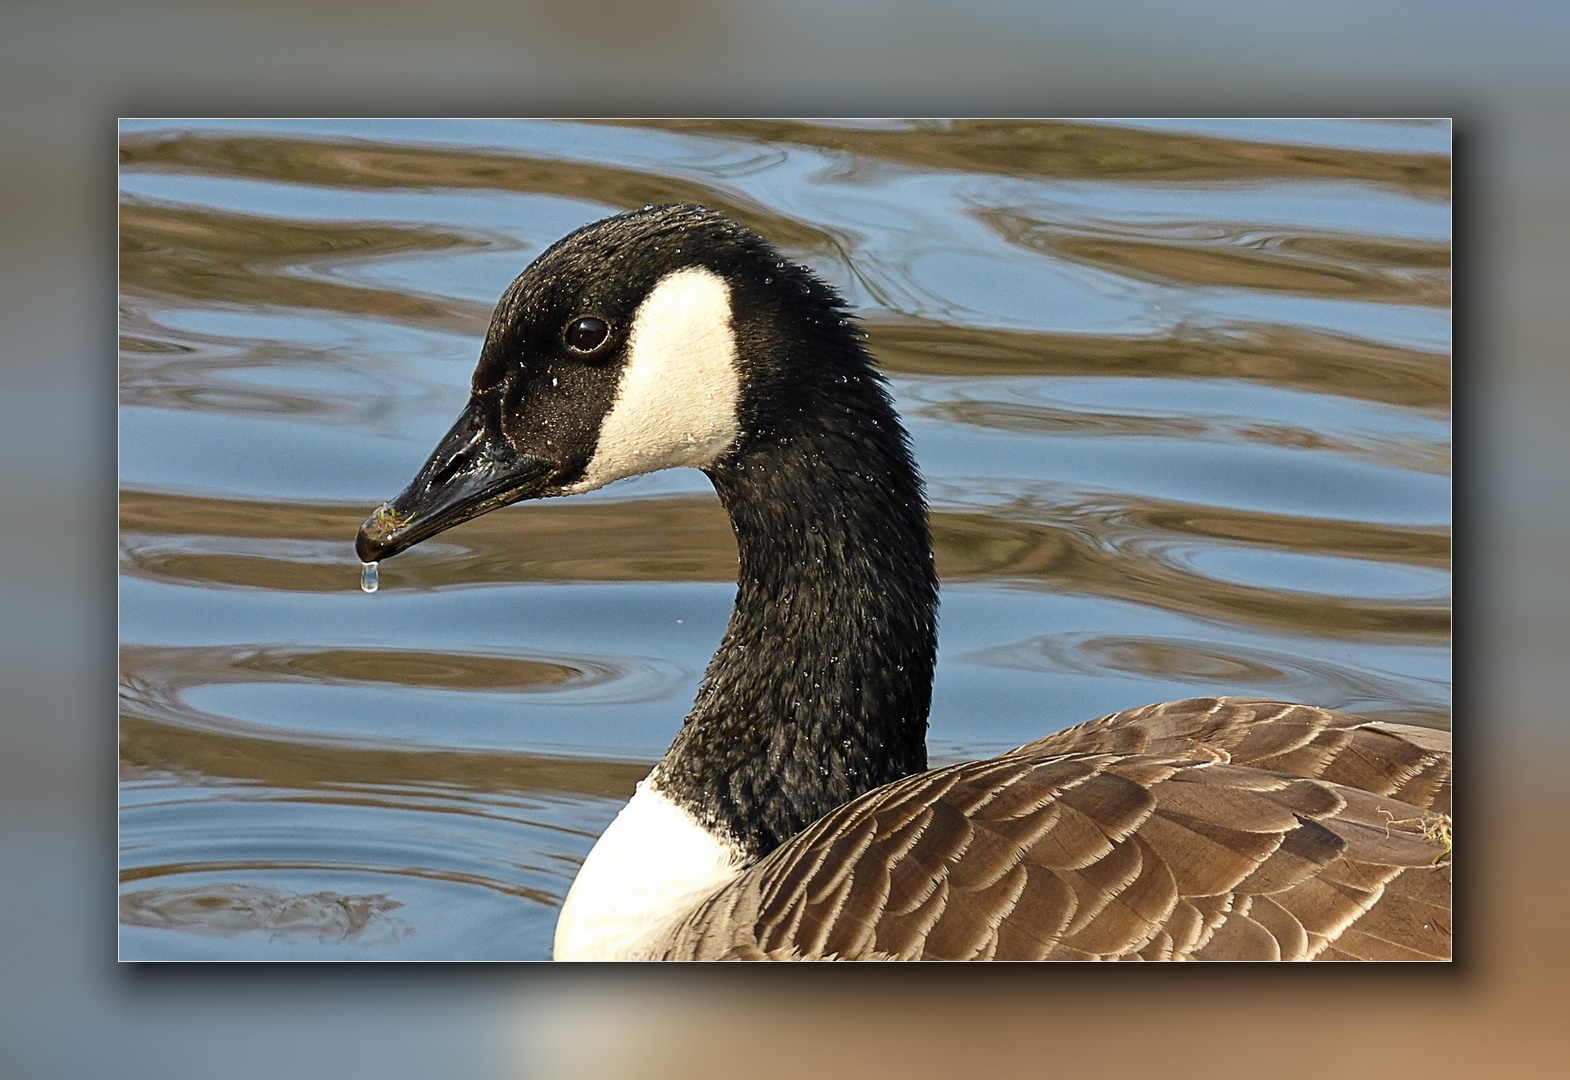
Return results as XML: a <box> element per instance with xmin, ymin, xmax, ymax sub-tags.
<box><xmin>429</xmin><ymin>428</ymin><xmax>485</xmax><ymax>488</ymax></box>
<box><xmin>430</xmin><ymin>450</ymin><xmax>468</xmax><ymax>488</ymax></box>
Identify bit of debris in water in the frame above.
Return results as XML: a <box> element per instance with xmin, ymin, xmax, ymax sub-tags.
<box><xmin>360</xmin><ymin>561</ymin><xmax>379</xmax><ymax>594</ymax></box>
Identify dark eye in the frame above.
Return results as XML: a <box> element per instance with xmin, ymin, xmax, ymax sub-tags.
<box><xmin>564</xmin><ymin>316</ymin><xmax>610</xmax><ymax>354</ymax></box>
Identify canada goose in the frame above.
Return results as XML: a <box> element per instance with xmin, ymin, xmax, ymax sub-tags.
<box><xmin>356</xmin><ymin>204</ymin><xmax>1451</xmax><ymax>961</ymax></box>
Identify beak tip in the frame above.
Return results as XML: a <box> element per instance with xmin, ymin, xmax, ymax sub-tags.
<box><xmin>356</xmin><ymin>503</ymin><xmax>405</xmax><ymax>563</ymax></box>
<box><xmin>354</xmin><ymin>531</ymin><xmax>381</xmax><ymax>564</ymax></box>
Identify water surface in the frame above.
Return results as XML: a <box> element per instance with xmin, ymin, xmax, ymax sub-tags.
<box><xmin>119</xmin><ymin>118</ymin><xmax>1451</xmax><ymax>960</ymax></box>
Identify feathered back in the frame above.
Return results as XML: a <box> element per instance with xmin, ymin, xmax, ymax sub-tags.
<box><xmin>656</xmin><ymin>698</ymin><xmax>1451</xmax><ymax>961</ymax></box>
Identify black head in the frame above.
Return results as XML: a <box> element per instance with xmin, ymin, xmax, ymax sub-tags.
<box><xmin>356</xmin><ymin>203</ymin><xmax>863</xmax><ymax>562</ymax></box>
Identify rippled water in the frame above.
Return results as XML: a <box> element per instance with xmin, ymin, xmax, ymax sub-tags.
<box><xmin>118</xmin><ymin>118</ymin><xmax>1451</xmax><ymax>960</ymax></box>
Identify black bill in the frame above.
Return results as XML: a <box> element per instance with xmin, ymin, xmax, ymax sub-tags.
<box><xmin>355</xmin><ymin>397</ymin><xmax>554</xmax><ymax>563</ymax></box>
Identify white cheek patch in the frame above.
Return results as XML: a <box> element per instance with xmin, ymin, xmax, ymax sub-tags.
<box><xmin>565</xmin><ymin>266</ymin><xmax>742</xmax><ymax>493</ymax></box>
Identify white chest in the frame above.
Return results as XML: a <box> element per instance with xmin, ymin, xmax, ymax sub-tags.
<box><xmin>553</xmin><ymin>780</ymin><xmax>745</xmax><ymax>961</ymax></box>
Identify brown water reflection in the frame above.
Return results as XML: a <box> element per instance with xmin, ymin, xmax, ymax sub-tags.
<box><xmin>922</xmin><ymin>398</ymin><xmax>1450</xmax><ymax>473</ymax></box>
<box><xmin>120</xmin><ymin>131</ymin><xmax>842</xmax><ymax>254</ymax></box>
<box><xmin>120</xmin><ymin>715</ymin><xmax>647</xmax><ymax>798</ymax></box>
<box><xmin>871</xmin><ymin>318</ymin><xmax>1449</xmax><ymax>410</ymax></box>
<box><xmin>120</xmin><ymin>489</ymin><xmax>740</xmax><ymax>591</ymax></box>
<box><xmin>934</xmin><ymin>511</ymin><xmax>1446</xmax><ymax>640</ymax></box>
<box><xmin>124</xmin><ymin>642</ymin><xmax>592</xmax><ymax>696</ymax></box>
<box><xmin>119</xmin><ymin>860</ymin><xmax>560</xmax><ymax>906</ymax></box>
<box><xmin>121</xmin><ymin>198</ymin><xmax>495</xmax><ymax>333</ymax></box>
<box><xmin>960</xmin><ymin>632</ymin><xmax>1449</xmax><ymax>729</ymax></box>
<box><xmin>980</xmin><ymin>210</ymin><xmax>1450</xmax><ymax>307</ymax></box>
<box><xmin>122</xmin><ymin>488</ymin><xmax>1447</xmax><ymax>640</ymax></box>
<box><xmin>608</xmin><ymin>118</ymin><xmax>1451</xmax><ymax>196</ymax></box>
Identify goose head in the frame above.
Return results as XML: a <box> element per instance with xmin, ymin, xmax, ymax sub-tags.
<box><xmin>356</xmin><ymin>203</ymin><xmax>865</xmax><ymax>564</ymax></box>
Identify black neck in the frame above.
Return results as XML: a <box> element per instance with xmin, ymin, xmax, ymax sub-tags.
<box><xmin>652</xmin><ymin>355</ymin><xmax>938</xmax><ymax>861</ymax></box>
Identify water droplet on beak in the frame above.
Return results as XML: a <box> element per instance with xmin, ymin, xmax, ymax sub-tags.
<box><xmin>360</xmin><ymin>561</ymin><xmax>379</xmax><ymax>594</ymax></box>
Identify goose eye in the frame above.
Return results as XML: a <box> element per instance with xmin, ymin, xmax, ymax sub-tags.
<box><xmin>564</xmin><ymin>316</ymin><xmax>610</xmax><ymax>354</ymax></box>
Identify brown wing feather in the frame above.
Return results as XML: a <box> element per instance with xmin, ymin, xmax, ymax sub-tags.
<box><xmin>657</xmin><ymin>698</ymin><xmax>1451</xmax><ymax>961</ymax></box>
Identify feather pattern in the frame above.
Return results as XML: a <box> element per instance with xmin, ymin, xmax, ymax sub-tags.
<box><xmin>653</xmin><ymin>698</ymin><xmax>1451</xmax><ymax>961</ymax></box>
